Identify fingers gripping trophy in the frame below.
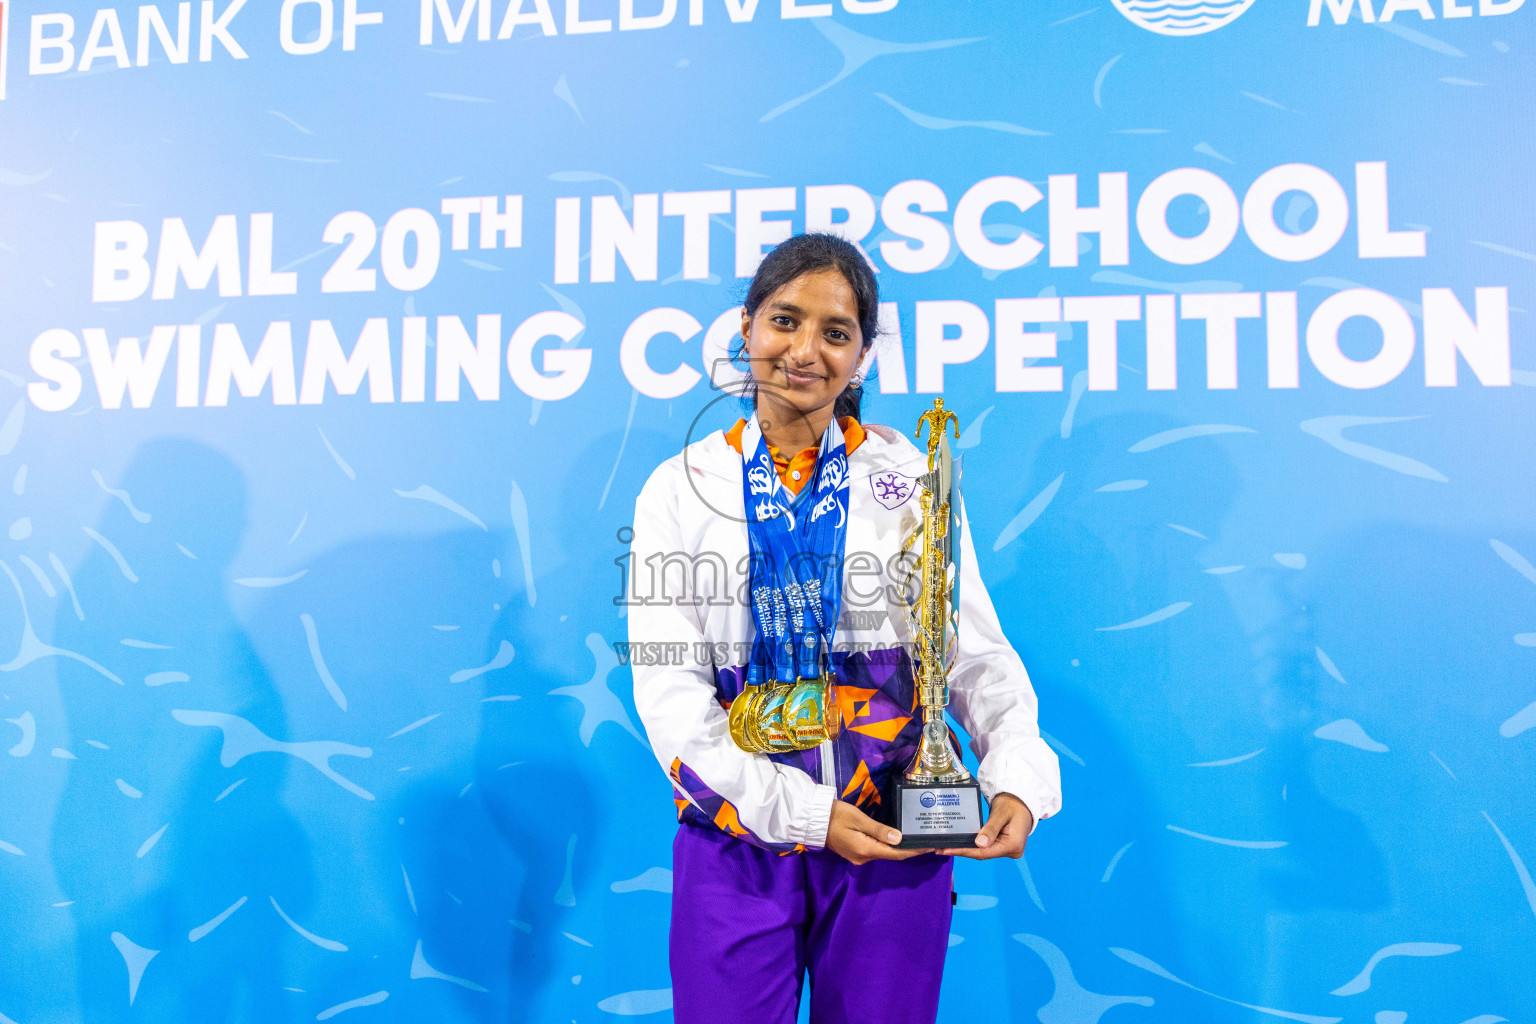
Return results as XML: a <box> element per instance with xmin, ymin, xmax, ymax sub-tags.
<box><xmin>887</xmin><ymin>398</ymin><xmax>985</xmax><ymax>848</ymax></box>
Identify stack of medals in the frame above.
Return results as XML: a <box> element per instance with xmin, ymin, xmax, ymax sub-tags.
<box><xmin>728</xmin><ymin>415</ymin><xmax>849</xmax><ymax>754</ymax></box>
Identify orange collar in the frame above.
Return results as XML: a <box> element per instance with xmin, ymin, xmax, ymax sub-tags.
<box><xmin>723</xmin><ymin>417</ymin><xmax>866</xmax><ymax>496</ymax></box>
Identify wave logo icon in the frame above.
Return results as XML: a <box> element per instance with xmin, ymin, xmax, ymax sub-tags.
<box><xmin>1111</xmin><ymin>0</ymin><xmax>1256</xmax><ymax>35</ymax></box>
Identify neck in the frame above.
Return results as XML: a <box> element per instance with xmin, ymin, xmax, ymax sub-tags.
<box><xmin>757</xmin><ymin>397</ymin><xmax>834</xmax><ymax>454</ymax></box>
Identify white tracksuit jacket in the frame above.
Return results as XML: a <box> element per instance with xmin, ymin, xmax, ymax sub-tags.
<box><xmin>627</xmin><ymin>419</ymin><xmax>1062</xmax><ymax>853</ymax></box>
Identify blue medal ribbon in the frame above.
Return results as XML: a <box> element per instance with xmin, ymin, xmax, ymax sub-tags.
<box><xmin>740</xmin><ymin>415</ymin><xmax>850</xmax><ymax>689</ymax></box>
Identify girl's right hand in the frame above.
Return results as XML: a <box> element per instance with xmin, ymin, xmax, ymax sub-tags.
<box><xmin>825</xmin><ymin>800</ymin><xmax>933</xmax><ymax>865</ymax></box>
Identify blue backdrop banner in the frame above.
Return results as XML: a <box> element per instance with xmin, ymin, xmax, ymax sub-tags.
<box><xmin>1</xmin><ymin>0</ymin><xmax>1533</xmax><ymax>1021</ymax></box>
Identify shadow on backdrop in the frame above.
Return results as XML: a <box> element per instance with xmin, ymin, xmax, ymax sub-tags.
<box><xmin>50</xmin><ymin>438</ymin><xmax>308</xmax><ymax>1024</ymax></box>
<box><xmin>965</xmin><ymin>409</ymin><xmax>1386</xmax><ymax>1018</ymax></box>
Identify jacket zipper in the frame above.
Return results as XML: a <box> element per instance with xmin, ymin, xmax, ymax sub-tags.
<box><xmin>820</xmin><ymin>736</ymin><xmax>837</xmax><ymax>792</ymax></box>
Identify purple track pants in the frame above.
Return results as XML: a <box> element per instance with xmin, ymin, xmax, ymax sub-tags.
<box><xmin>669</xmin><ymin>823</ymin><xmax>955</xmax><ymax>1024</ymax></box>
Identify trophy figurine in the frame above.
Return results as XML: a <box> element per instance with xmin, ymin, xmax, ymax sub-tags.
<box><xmin>888</xmin><ymin>398</ymin><xmax>985</xmax><ymax>848</ymax></box>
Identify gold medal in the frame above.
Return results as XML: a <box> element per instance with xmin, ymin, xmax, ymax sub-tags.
<box><xmin>731</xmin><ymin>672</ymin><xmax>844</xmax><ymax>753</ymax></box>
<box><xmin>785</xmin><ymin>676</ymin><xmax>829</xmax><ymax>748</ymax></box>
<box><xmin>757</xmin><ymin>681</ymin><xmax>794</xmax><ymax>751</ymax></box>
<box><xmin>821</xmin><ymin>673</ymin><xmax>841</xmax><ymax>740</ymax></box>
<box><xmin>728</xmin><ymin>683</ymin><xmax>762</xmax><ymax>752</ymax></box>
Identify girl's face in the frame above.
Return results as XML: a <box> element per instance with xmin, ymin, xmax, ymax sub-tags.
<box><xmin>741</xmin><ymin>267</ymin><xmax>869</xmax><ymax>428</ymax></box>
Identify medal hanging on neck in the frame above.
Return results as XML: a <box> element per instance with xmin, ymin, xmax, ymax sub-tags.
<box><xmin>728</xmin><ymin>415</ymin><xmax>849</xmax><ymax>754</ymax></box>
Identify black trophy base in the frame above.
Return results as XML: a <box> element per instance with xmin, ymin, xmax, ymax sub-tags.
<box><xmin>885</xmin><ymin>777</ymin><xmax>986</xmax><ymax>850</ymax></box>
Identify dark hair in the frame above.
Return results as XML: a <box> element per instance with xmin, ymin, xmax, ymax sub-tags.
<box><xmin>741</xmin><ymin>232</ymin><xmax>879</xmax><ymax>422</ymax></box>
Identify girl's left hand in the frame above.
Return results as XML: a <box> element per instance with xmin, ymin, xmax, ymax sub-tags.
<box><xmin>938</xmin><ymin>793</ymin><xmax>1033</xmax><ymax>859</ymax></box>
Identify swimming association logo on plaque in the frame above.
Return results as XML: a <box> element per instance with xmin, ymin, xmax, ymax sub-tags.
<box><xmin>1110</xmin><ymin>0</ymin><xmax>1257</xmax><ymax>35</ymax></box>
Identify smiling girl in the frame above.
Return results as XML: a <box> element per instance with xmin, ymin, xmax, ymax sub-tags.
<box><xmin>628</xmin><ymin>233</ymin><xmax>1061</xmax><ymax>1024</ymax></box>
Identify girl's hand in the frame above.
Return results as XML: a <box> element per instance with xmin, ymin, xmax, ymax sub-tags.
<box><xmin>938</xmin><ymin>792</ymin><xmax>1033</xmax><ymax>859</ymax></box>
<box><xmin>824</xmin><ymin>800</ymin><xmax>933</xmax><ymax>865</ymax></box>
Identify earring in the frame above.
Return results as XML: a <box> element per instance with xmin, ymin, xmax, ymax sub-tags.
<box><xmin>849</xmin><ymin>373</ymin><xmax>865</xmax><ymax>388</ymax></box>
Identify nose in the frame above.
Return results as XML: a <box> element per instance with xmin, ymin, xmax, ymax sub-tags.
<box><xmin>786</xmin><ymin>326</ymin><xmax>818</xmax><ymax>367</ymax></box>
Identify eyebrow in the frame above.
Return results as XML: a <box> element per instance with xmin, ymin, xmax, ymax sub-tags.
<box><xmin>767</xmin><ymin>300</ymin><xmax>857</xmax><ymax>328</ymax></box>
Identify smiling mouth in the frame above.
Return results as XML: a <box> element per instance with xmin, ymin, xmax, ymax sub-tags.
<box><xmin>781</xmin><ymin>367</ymin><xmax>824</xmax><ymax>386</ymax></box>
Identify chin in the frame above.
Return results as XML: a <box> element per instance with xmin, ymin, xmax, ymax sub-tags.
<box><xmin>758</xmin><ymin>379</ymin><xmax>831</xmax><ymax>411</ymax></box>
<box><xmin>772</xmin><ymin>389</ymin><xmax>835</xmax><ymax>417</ymax></box>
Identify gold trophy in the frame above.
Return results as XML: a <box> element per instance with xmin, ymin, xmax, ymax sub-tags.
<box><xmin>888</xmin><ymin>398</ymin><xmax>984</xmax><ymax>847</ymax></box>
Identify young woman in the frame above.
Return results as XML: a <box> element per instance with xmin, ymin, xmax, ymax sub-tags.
<box><xmin>628</xmin><ymin>233</ymin><xmax>1061</xmax><ymax>1024</ymax></box>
